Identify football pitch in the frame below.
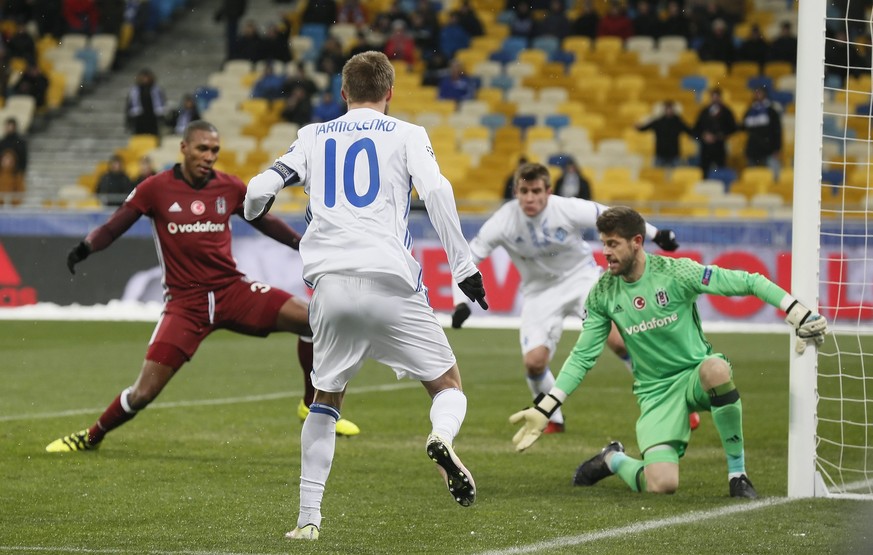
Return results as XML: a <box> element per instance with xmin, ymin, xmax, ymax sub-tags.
<box><xmin>1</xmin><ymin>321</ymin><xmax>870</xmax><ymax>554</ymax></box>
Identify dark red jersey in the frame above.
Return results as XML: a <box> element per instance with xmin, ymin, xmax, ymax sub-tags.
<box><xmin>125</xmin><ymin>166</ymin><xmax>246</xmax><ymax>296</ymax></box>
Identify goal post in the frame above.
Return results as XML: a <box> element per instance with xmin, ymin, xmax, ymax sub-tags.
<box><xmin>789</xmin><ymin>0</ymin><xmax>873</xmax><ymax>499</ymax></box>
<box><xmin>787</xmin><ymin>0</ymin><xmax>826</xmax><ymax>499</ymax></box>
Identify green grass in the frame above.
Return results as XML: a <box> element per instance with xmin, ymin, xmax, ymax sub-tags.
<box><xmin>1</xmin><ymin>321</ymin><xmax>871</xmax><ymax>554</ymax></box>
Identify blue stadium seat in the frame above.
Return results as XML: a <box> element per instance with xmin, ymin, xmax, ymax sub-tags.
<box><xmin>707</xmin><ymin>167</ymin><xmax>738</xmax><ymax>189</ymax></box>
<box><xmin>680</xmin><ymin>75</ymin><xmax>708</xmax><ymax>102</ymax></box>
<box><xmin>512</xmin><ymin>114</ymin><xmax>537</xmax><ymax>133</ymax></box>
<box><xmin>75</xmin><ymin>48</ymin><xmax>99</xmax><ymax>85</ymax></box>
<box><xmin>549</xmin><ymin>50</ymin><xmax>575</xmax><ymax>67</ymax></box>
<box><xmin>489</xmin><ymin>74</ymin><xmax>515</xmax><ymax>91</ymax></box>
<box><xmin>532</xmin><ymin>36</ymin><xmax>560</xmax><ymax>57</ymax></box>
<box><xmin>547</xmin><ymin>153</ymin><xmax>574</xmax><ymax>167</ymax></box>
<box><xmin>502</xmin><ymin>36</ymin><xmax>528</xmax><ymax>58</ymax></box>
<box><xmin>480</xmin><ymin>113</ymin><xmax>507</xmax><ymax>132</ymax></box>
<box><xmin>822</xmin><ymin>169</ymin><xmax>844</xmax><ymax>185</ymax></box>
<box><xmin>489</xmin><ymin>50</ymin><xmax>517</xmax><ymax>64</ymax></box>
<box><xmin>748</xmin><ymin>76</ymin><xmax>773</xmax><ymax>91</ymax></box>
<box><xmin>301</xmin><ymin>23</ymin><xmax>328</xmax><ymax>56</ymax></box>
<box><xmin>544</xmin><ymin>114</ymin><xmax>570</xmax><ymax>132</ymax></box>
<box><xmin>194</xmin><ymin>86</ymin><xmax>219</xmax><ymax>111</ymax></box>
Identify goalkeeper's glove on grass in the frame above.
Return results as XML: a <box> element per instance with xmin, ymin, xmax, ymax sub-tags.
<box><xmin>451</xmin><ymin>303</ymin><xmax>471</xmax><ymax>329</ymax></box>
<box><xmin>458</xmin><ymin>272</ymin><xmax>488</xmax><ymax>310</ymax></box>
<box><xmin>66</xmin><ymin>241</ymin><xmax>91</xmax><ymax>274</ymax></box>
<box><xmin>653</xmin><ymin>229</ymin><xmax>679</xmax><ymax>251</ymax></box>
<box><xmin>784</xmin><ymin>299</ymin><xmax>828</xmax><ymax>353</ymax></box>
<box><xmin>509</xmin><ymin>392</ymin><xmax>562</xmax><ymax>452</ymax></box>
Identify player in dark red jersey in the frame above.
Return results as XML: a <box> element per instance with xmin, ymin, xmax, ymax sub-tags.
<box><xmin>46</xmin><ymin>120</ymin><xmax>359</xmax><ymax>453</ymax></box>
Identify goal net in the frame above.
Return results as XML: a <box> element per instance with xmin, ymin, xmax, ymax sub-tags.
<box><xmin>789</xmin><ymin>0</ymin><xmax>873</xmax><ymax>498</ymax></box>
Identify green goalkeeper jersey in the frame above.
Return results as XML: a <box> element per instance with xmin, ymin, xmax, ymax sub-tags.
<box><xmin>555</xmin><ymin>253</ymin><xmax>789</xmax><ymax>397</ymax></box>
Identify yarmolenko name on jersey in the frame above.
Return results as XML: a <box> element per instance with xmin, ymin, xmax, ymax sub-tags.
<box><xmin>167</xmin><ymin>221</ymin><xmax>226</xmax><ymax>234</ymax></box>
<box><xmin>316</xmin><ymin>119</ymin><xmax>397</xmax><ymax>135</ymax></box>
<box><xmin>624</xmin><ymin>313</ymin><xmax>678</xmax><ymax>335</ymax></box>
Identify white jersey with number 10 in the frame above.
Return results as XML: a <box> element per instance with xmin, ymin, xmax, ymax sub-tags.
<box><xmin>274</xmin><ymin>107</ymin><xmax>477</xmax><ymax>291</ymax></box>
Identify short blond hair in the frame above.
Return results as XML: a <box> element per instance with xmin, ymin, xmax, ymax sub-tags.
<box><xmin>341</xmin><ymin>51</ymin><xmax>395</xmax><ymax>104</ymax></box>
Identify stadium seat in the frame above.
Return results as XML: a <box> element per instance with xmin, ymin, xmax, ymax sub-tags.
<box><xmin>506</xmin><ymin>86</ymin><xmax>536</xmax><ymax>105</ymax></box>
<box><xmin>707</xmin><ymin>167</ymin><xmax>739</xmax><ymax>190</ymax></box>
<box><xmin>531</xmin><ymin>35</ymin><xmax>560</xmax><ymax>57</ymax></box>
<box><xmin>538</xmin><ymin>86</ymin><xmax>568</xmax><ymax>105</ymax></box>
<box><xmin>562</xmin><ymin>36</ymin><xmax>591</xmax><ymax>55</ymax></box>
<box><xmin>489</xmin><ymin>73</ymin><xmax>515</xmax><ymax>92</ymax></box>
<box><xmin>658</xmin><ymin>35</ymin><xmax>688</xmax><ymax>53</ymax></box>
<box><xmin>480</xmin><ymin>112</ymin><xmax>507</xmax><ymax>133</ymax></box>
<box><xmin>626</xmin><ymin>36</ymin><xmax>655</xmax><ymax>55</ymax></box>
<box><xmin>543</xmin><ymin>114</ymin><xmax>570</xmax><ymax>133</ymax></box>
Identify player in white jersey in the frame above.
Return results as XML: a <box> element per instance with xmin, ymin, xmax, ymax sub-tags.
<box><xmin>244</xmin><ymin>51</ymin><xmax>489</xmax><ymax>541</ymax></box>
<box><xmin>452</xmin><ymin>163</ymin><xmax>680</xmax><ymax>433</ymax></box>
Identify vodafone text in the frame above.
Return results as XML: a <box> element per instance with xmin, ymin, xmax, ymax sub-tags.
<box><xmin>167</xmin><ymin>221</ymin><xmax>226</xmax><ymax>234</ymax></box>
<box><xmin>624</xmin><ymin>313</ymin><xmax>679</xmax><ymax>335</ymax></box>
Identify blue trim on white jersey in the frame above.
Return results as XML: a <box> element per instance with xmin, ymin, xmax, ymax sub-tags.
<box><xmin>415</xmin><ymin>267</ymin><xmax>423</xmax><ymax>292</ymax></box>
<box><xmin>305</xmin><ymin>202</ymin><xmax>312</xmax><ymax>225</ymax></box>
<box><xmin>310</xmin><ymin>403</ymin><xmax>340</xmax><ymax>421</ymax></box>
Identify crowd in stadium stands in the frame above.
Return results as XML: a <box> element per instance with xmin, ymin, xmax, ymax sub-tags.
<box><xmin>0</xmin><ymin>117</ymin><xmax>26</xmax><ymax>204</ymax></box>
<box><xmin>95</xmin><ymin>153</ymin><xmax>133</xmax><ymax>206</ymax></box>
<box><xmin>1</xmin><ymin>0</ymin><xmax>869</xmax><ymax>210</ymax></box>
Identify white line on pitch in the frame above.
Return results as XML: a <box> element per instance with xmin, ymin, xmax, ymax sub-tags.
<box><xmin>476</xmin><ymin>496</ymin><xmax>794</xmax><ymax>555</ymax></box>
<box><xmin>0</xmin><ymin>548</ymin><xmax>277</xmax><ymax>555</ymax></box>
<box><xmin>0</xmin><ymin>381</ymin><xmax>418</xmax><ymax>422</ymax></box>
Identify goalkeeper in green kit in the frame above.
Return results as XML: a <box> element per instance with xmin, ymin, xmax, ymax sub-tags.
<box><xmin>509</xmin><ymin>206</ymin><xmax>828</xmax><ymax>498</ymax></box>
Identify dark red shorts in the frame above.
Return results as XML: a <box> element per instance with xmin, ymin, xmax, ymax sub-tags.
<box><xmin>146</xmin><ymin>278</ymin><xmax>293</xmax><ymax>364</ymax></box>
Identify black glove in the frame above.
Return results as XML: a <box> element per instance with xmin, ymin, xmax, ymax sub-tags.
<box><xmin>66</xmin><ymin>241</ymin><xmax>91</xmax><ymax>274</ymax></box>
<box><xmin>457</xmin><ymin>272</ymin><xmax>488</xmax><ymax>310</ymax></box>
<box><xmin>451</xmin><ymin>303</ymin><xmax>471</xmax><ymax>329</ymax></box>
<box><xmin>653</xmin><ymin>229</ymin><xmax>679</xmax><ymax>251</ymax></box>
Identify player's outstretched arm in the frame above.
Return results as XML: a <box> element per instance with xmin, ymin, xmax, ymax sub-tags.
<box><xmin>784</xmin><ymin>298</ymin><xmax>829</xmax><ymax>353</ymax></box>
<box><xmin>245</xmin><ymin>163</ymin><xmax>299</xmax><ymax>221</ymax></box>
<box><xmin>509</xmin><ymin>390</ymin><xmax>565</xmax><ymax>452</ymax></box>
<box><xmin>66</xmin><ymin>204</ymin><xmax>142</xmax><ymax>275</ymax></box>
<box><xmin>246</xmin><ymin>212</ymin><xmax>302</xmax><ymax>250</ymax></box>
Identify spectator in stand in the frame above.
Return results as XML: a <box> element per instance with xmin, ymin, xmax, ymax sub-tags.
<box><xmin>374</xmin><ymin>0</ymin><xmax>409</xmax><ymax>33</ymax></box>
<box><xmin>572</xmin><ymin>0</ymin><xmax>599</xmax><ymax>40</ymax></box>
<box><xmin>690</xmin><ymin>0</ymin><xmax>732</xmax><ymax>43</ymax></box>
<box><xmin>166</xmin><ymin>93</ymin><xmax>201</xmax><ymax>136</ymax></box>
<box><xmin>769</xmin><ymin>21</ymin><xmax>797</xmax><ymax>67</ymax></box>
<box><xmin>554</xmin><ymin>158</ymin><xmax>591</xmax><ymax>200</ymax></box>
<box><xmin>348</xmin><ymin>29</ymin><xmax>382</xmax><ymax>57</ymax></box>
<box><xmin>125</xmin><ymin>68</ymin><xmax>166</xmax><ymax>137</ymax></box>
<box><xmin>438</xmin><ymin>60</ymin><xmax>476</xmax><ymax>105</ymax></box>
<box><xmin>503</xmin><ymin>155</ymin><xmax>528</xmax><ymax>200</ymax></box>
<box><xmin>214</xmin><ymin>0</ymin><xmax>248</xmax><ymax>61</ymax></box>
<box><xmin>824</xmin><ymin>29</ymin><xmax>866</xmax><ymax>86</ymax></box>
<box><xmin>280</xmin><ymin>86</ymin><xmax>313</xmax><ymax>127</ymax></box>
<box><xmin>0</xmin><ymin>118</ymin><xmax>28</xmax><ymax>176</ymax></box>
<box><xmin>383</xmin><ymin>20</ymin><xmax>417</xmax><ymax>67</ymax></box>
<box><xmin>229</xmin><ymin>20</ymin><xmax>262</xmax><ymax>64</ymax></box>
<box><xmin>660</xmin><ymin>1</ymin><xmax>690</xmax><ymax>40</ymax></box>
<box><xmin>97</xmin><ymin>0</ymin><xmax>126</xmax><ymax>36</ymax></box>
<box><xmin>632</xmin><ymin>1</ymin><xmax>661</xmax><ymax>39</ymax></box>
<box><xmin>636</xmin><ymin>100</ymin><xmax>693</xmax><ymax>168</ymax></box>
<box><xmin>536</xmin><ymin>0</ymin><xmax>571</xmax><ymax>41</ymax></box>
<box><xmin>317</xmin><ymin>36</ymin><xmax>347</xmax><ymax>76</ymax></box>
<box><xmin>132</xmin><ymin>155</ymin><xmax>156</xmax><ymax>186</ymax></box>
<box><xmin>736</xmin><ymin>23</ymin><xmax>768</xmax><ymax>72</ymax></box>
<box><xmin>336</xmin><ymin>0</ymin><xmax>368</xmax><ymax>27</ymax></box>
<box><xmin>692</xmin><ymin>88</ymin><xmax>737</xmax><ymax>175</ymax></box>
<box><xmin>421</xmin><ymin>51</ymin><xmax>450</xmax><ymax>87</ymax></box>
<box><xmin>301</xmin><ymin>0</ymin><xmax>336</xmax><ymax>26</ymax></box>
<box><xmin>282</xmin><ymin>62</ymin><xmax>319</xmax><ymax>97</ymax></box>
<box><xmin>698</xmin><ymin>18</ymin><xmax>734</xmax><ymax>67</ymax></box>
<box><xmin>251</xmin><ymin>62</ymin><xmax>286</xmax><ymax>100</ymax></box>
<box><xmin>96</xmin><ymin>154</ymin><xmax>134</xmax><ymax>206</ymax></box>
<box><xmin>439</xmin><ymin>11</ymin><xmax>471</xmax><ymax>59</ymax></box>
<box><xmin>597</xmin><ymin>2</ymin><xmax>634</xmax><ymax>41</ymax></box>
<box><xmin>311</xmin><ymin>90</ymin><xmax>345</xmax><ymax>122</ymax></box>
<box><xmin>12</xmin><ymin>62</ymin><xmax>48</xmax><ymax>109</ymax></box>
<box><xmin>7</xmin><ymin>25</ymin><xmax>36</xmax><ymax>66</ymax></box>
<box><xmin>261</xmin><ymin>22</ymin><xmax>292</xmax><ymax>64</ymax></box>
<box><xmin>455</xmin><ymin>0</ymin><xmax>484</xmax><ymax>38</ymax></box>
<box><xmin>63</xmin><ymin>0</ymin><xmax>99</xmax><ymax>34</ymax></box>
<box><xmin>409</xmin><ymin>10</ymin><xmax>439</xmax><ymax>60</ymax></box>
<box><xmin>741</xmin><ymin>87</ymin><xmax>782</xmax><ymax>178</ymax></box>
<box><xmin>508</xmin><ymin>2</ymin><xmax>535</xmax><ymax>44</ymax></box>
<box><xmin>34</xmin><ymin>0</ymin><xmax>66</xmax><ymax>39</ymax></box>
<box><xmin>0</xmin><ymin>117</ymin><xmax>26</xmax><ymax>205</ymax></box>
<box><xmin>0</xmin><ymin>149</ymin><xmax>24</xmax><ymax>205</ymax></box>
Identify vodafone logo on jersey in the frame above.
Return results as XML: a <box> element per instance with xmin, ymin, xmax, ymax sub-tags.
<box><xmin>167</xmin><ymin>221</ymin><xmax>226</xmax><ymax>234</ymax></box>
<box><xmin>191</xmin><ymin>200</ymin><xmax>206</xmax><ymax>215</ymax></box>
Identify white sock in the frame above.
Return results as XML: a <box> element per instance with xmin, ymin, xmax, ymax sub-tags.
<box><xmin>430</xmin><ymin>388</ymin><xmax>466</xmax><ymax>444</ymax></box>
<box><xmin>297</xmin><ymin>404</ymin><xmax>338</xmax><ymax>530</ymax></box>
<box><xmin>526</xmin><ymin>370</ymin><xmax>564</xmax><ymax>424</ymax></box>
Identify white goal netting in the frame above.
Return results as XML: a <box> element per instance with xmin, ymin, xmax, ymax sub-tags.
<box><xmin>813</xmin><ymin>0</ymin><xmax>873</xmax><ymax>497</ymax></box>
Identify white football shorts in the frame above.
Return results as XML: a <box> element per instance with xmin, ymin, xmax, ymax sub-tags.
<box><xmin>519</xmin><ymin>265</ymin><xmax>601</xmax><ymax>357</ymax></box>
<box><xmin>308</xmin><ymin>273</ymin><xmax>457</xmax><ymax>392</ymax></box>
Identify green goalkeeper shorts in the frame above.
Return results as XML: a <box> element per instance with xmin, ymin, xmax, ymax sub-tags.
<box><xmin>635</xmin><ymin>353</ymin><xmax>731</xmax><ymax>456</ymax></box>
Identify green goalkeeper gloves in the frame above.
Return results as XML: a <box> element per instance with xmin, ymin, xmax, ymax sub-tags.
<box><xmin>509</xmin><ymin>392</ymin><xmax>562</xmax><ymax>452</ymax></box>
